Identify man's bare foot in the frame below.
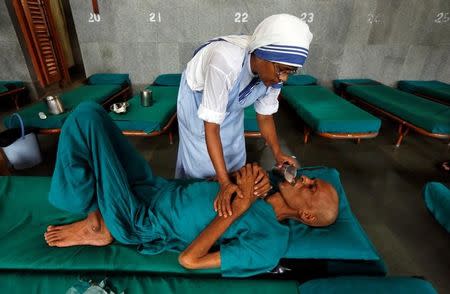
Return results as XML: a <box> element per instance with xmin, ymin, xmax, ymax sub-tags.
<box><xmin>44</xmin><ymin>210</ymin><xmax>113</xmax><ymax>247</ymax></box>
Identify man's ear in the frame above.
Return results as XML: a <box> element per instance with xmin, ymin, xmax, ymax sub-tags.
<box><xmin>299</xmin><ymin>210</ymin><xmax>316</xmax><ymax>225</ymax></box>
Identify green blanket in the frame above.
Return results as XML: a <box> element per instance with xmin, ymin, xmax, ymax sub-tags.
<box><xmin>110</xmin><ymin>85</ymin><xmax>178</xmax><ymax>133</ymax></box>
<box><xmin>347</xmin><ymin>85</ymin><xmax>450</xmax><ymax>134</ymax></box>
<box><xmin>4</xmin><ymin>84</ymin><xmax>121</xmax><ymax>129</ymax></box>
<box><xmin>244</xmin><ymin>106</ymin><xmax>260</xmax><ymax>132</ymax></box>
<box><xmin>398</xmin><ymin>80</ymin><xmax>450</xmax><ymax>103</ymax></box>
<box><xmin>281</xmin><ymin>86</ymin><xmax>381</xmax><ymax>133</ymax></box>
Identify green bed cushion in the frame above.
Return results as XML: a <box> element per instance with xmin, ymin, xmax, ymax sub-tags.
<box><xmin>1</xmin><ymin>271</ymin><xmax>299</xmax><ymax>294</ymax></box>
<box><xmin>88</xmin><ymin>73</ymin><xmax>130</xmax><ymax>86</ymax></box>
<box><xmin>244</xmin><ymin>106</ymin><xmax>260</xmax><ymax>132</ymax></box>
<box><xmin>347</xmin><ymin>85</ymin><xmax>450</xmax><ymax>134</ymax></box>
<box><xmin>110</xmin><ymin>85</ymin><xmax>178</xmax><ymax>133</ymax></box>
<box><xmin>285</xmin><ymin>167</ymin><xmax>382</xmax><ymax>262</ymax></box>
<box><xmin>281</xmin><ymin>86</ymin><xmax>381</xmax><ymax>133</ymax></box>
<box><xmin>153</xmin><ymin>73</ymin><xmax>182</xmax><ymax>86</ymax></box>
<box><xmin>284</xmin><ymin>75</ymin><xmax>317</xmax><ymax>86</ymax></box>
<box><xmin>0</xmin><ymin>85</ymin><xmax>8</xmax><ymax>93</ymax></box>
<box><xmin>0</xmin><ymin>80</ymin><xmax>25</xmax><ymax>89</ymax></box>
<box><xmin>398</xmin><ymin>80</ymin><xmax>450</xmax><ymax>103</ymax></box>
<box><xmin>4</xmin><ymin>84</ymin><xmax>122</xmax><ymax>129</ymax></box>
<box><xmin>0</xmin><ymin>167</ymin><xmax>384</xmax><ymax>275</ymax></box>
<box><xmin>298</xmin><ymin>277</ymin><xmax>437</xmax><ymax>294</ymax></box>
<box><xmin>423</xmin><ymin>182</ymin><xmax>450</xmax><ymax>233</ymax></box>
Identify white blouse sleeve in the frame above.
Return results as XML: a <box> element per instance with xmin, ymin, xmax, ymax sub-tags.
<box><xmin>197</xmin><ymin>54</ymin><xmax>236</xmax><ymax>125</ymax></box>
<box><xmin>254</xmin><ymin>87</ymin><xmax>280</xmax><ymax>115</ymax></box>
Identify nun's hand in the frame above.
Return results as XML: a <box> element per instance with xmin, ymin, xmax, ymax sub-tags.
<box><xmin>214</xmin><ymin>181</ymin><xmax>243</xmax><ymax>218</ymax></box>
<box><xmin>275</xmin><ymin>152</ymin><xmax>299</xmax><ymax>168</ymax></box>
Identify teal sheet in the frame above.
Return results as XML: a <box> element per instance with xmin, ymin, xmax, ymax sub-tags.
<box><xmin>398</xmin><ymin>80</ymin><xmax>450</xmax><ymax>103</ymax></box>
<box><xmin>281</xmin><ymin>86</ymin><xmax>381</xmax><ymax>133</ymax></box>
<box><xmin>347</xmin><ymin>85</ymin><xmax>450</xmax><ymax>134</ymax></box>
<box><xmin>3</xmin><ymin>84</ymin><xmax>122</xmax><ymax>129</ymax></box>
<box><xmin>153</xmin><ymin>73</ymin><xmax>182</xmax><ymax>86</ymax></box>
<box><xmin>299</xmin><ymin>277</ymin><xmax>437</xmax><ymax>294</ymax></box>
<box><xmin>1</xmin><ymin>271</ymin><xmax>299</xmax><ymax>294</ymax></box>
<box><xmin>110</xmin><ymin>85</ymin><xmax>178</xmax><ymax>133</ymax></box>
<box><xmin>244</xmin><ymin>106</ymin><xmax>260</xmax><ymax>132</ymax></box>
<box><xmin>0</xmin><ymin>85</ymin><xmax>8</xmax><ymax>93</ymax></box>
<box><xmin>423</xmin><ymin>182</ymin><xmax>450</xmax><ymax>233</ymax></box>
<box><xmin>284</xmin><ymin>74</ymin><xmax>317</xmax><ymax>86</ymax></box>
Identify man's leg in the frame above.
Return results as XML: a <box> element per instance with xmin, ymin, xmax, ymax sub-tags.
<box><xmin>46</xmin><ymin>102</ymin><xmax>160</xmax><ymax>246</ymax></box>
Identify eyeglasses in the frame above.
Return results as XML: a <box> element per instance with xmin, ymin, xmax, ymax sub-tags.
<box><xmin>273</xmin><ymin>63</ymin><xmax>298</xmax><ymax>79</ymax></box>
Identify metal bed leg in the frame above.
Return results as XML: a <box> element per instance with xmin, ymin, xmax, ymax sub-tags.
<box><xmin>395</xmin><ymin>124</ymin><xmax>409</xmax><ymax>148</ymax></box>
<box><xmin>169</xmin><ymin>132</ymin><xmax>173</xmax><ymax>145</ymax></box>
<box><xmin>303</xmin><ymin>126</ymin><xmax>310</xmax><ymax>144</ymax></box>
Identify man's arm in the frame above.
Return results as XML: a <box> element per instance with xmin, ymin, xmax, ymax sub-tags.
<box><xmin>179</xmin><ymin>164</ymin><xmax>257</xmax><ymax>269</ymax></box>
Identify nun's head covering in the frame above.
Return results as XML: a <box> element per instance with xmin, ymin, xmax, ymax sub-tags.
<box><xmin>250</xmin><ymin>14</ymin><xmax>313</xmax><ymax>68</ymax></box>
<box><xmin>219</xmin><ymin>14</ymin><xmax>313</xmax><ymax>68</ymax></box>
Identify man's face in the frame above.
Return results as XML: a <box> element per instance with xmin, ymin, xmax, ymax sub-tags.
<box><xmin>258</xmin><ymin>61</ymin><xmax>297</xmax><ymax>87</ymax></box>
<box><xmin>278</xmin><ymin>176</ymin><xmax>337</xmax><ymax>223</ymax></box>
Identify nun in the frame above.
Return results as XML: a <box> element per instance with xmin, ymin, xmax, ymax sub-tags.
<box><xmin>176</xmin><ymin>14</ymin><xmax>313</xmax><ymax>217</ymax></box>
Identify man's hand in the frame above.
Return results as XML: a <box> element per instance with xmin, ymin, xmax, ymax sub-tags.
<box><xmin>232</xmin><ymin>164</ymin><xmax>259</xmax><ymax>216</ymax></box>
<box><xmin>214</xmin><ymin>182</ymin><xmax>243</xmax><ymax>218</ymax></box>
<box><xmin>252</xmin><ymin>164</ymin><xmax>271</xmax><ymax>198</ymax></box>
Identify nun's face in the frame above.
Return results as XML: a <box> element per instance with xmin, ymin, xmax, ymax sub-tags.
<box><xmin>259</xmin><ymin>60</ymin><xmax>297</xmax><ymax>87</ymax></box>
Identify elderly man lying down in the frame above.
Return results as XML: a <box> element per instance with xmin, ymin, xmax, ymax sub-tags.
<box><xmin>44</xmin><ymin>102</ymin><xmax>339</xmax><ymax>277</ymax></box>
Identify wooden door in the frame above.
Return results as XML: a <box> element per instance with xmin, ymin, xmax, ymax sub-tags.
<box><xmin>13</xmin><ymin>0</ymin><xmax>69</xmax><ymax>87</ymax></box>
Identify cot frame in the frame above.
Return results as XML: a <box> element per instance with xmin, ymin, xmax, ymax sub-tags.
<box><xmin>120</xmin><ymin>113</ymin><xmax>177</xmax><ymax>144</ymax></box>
<box><xmin>341</xmin><ymin>89</ymin><xmax>450</xmax><ymax>147</ymax></box>
<box><xmin>0</xmin><ymin>86</ymin><xmax>27</xmax><ymax>110</ymax></box>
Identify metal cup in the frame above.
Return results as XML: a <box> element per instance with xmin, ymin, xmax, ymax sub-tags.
<box><xmin>140</xmin><ymin>90</ymin><xmax>153</xmax><ymax>107</ymax></box>
<box><xmin>45</xmin><ymin>95</ymin><xmax>65</xmax><ymax>115</ymax></box>
<box><xmin>273</xmin><ymin>163</ymin><xmax>297</xmax><ymax>184</ymax></box>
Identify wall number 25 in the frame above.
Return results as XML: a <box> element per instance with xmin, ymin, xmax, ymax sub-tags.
<box><xmin>435</xmin><ymin>12</ymin><xmax>449</xmax><ymax>23</ymax></box>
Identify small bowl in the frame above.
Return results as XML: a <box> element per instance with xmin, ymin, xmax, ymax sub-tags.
<box><xmin>110</xmin><ymin>102</ymin><xmax>129</xmax><ymax>114</ymax></box>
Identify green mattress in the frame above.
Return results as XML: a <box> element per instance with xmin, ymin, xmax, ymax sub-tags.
<box><xmin>299</xmin><ymin>276</ymin><xmax>437</xmax><ymax>294</ymax></box>
<box><xmin>4</xmin><ymin>84</ymin><xmax>122</xmax><ymax>129</ymax></box>
<box><xmin>0</xmin><ymin>167</ymin><xmax>385</xmax><ymax>277</ymax></box>
<box><xmin>1</xmin><ymin>271</ymin><xmax>298</xmax><ymax>294</ymax></box>
<box><xmin>347</xmin><ymin>85</ymin><xmax>450</xmax><ymax>134</ymax></box>
<box><xmin>398</xmin><ymin>80</ymin><xmax>450</xmax><ymax>103</ymax></box>
<box><xmin>423</xmin><ymin>182</ymin><xmax>450</xmax><ymax>233</ymax></box>
<box><xmin>281</xmin><ymin>86</ymin><xmax>381</xmax><ymax>133</ymax></box>
<box><xmin>110</xmin><ymin>85</ymin><xmax>178</xmax><ymax>133</ymax></box>
<box><xmin>0</xmin><ymin>80</ymin><xmax>25</xmax><ymax>90</ymax></box>
<box><xmin>244</xmin><ymin>106</ymin><xmax>260</xmax><ymax>132</ymax></box>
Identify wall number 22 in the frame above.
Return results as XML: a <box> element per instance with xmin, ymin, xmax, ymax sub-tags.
<box><xmin>235</xmin><ymin>12</ymin><xmax>248</xmax><ymax>23</ymax></box>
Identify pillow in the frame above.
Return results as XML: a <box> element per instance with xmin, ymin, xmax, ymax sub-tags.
<box><xmin>153</xmin><ymin>74</ymin><xmax>182</xmax><ymax>86</ymax></box>
<box><xmin>284</xmin><ymin>74</ymin><xmax>317</xmax><ymax>86</ymax></box>
<box><xmin>88</xmin><ymin>73</ymin><xmax>130</xmax><ymax>86</ymax></box>
<box><xmin>283</xmin><ymin>167</ymin><xmax>382</xmax><ymax>261</ymax></box>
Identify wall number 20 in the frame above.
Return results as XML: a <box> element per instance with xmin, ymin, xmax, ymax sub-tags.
<box><xmin>88</xmin><ymin>13</ymin><xmax>101</xmax><ymax>23</ymax></box>
<box><xmin>435</xmin><ymin>12</ymin><xmax>449</xmax><ymax>23</ymax></box>
<box><xmin>235</xmin><ymin>12</ymin><xmax>248</xmax><ymax>23</ymax></box>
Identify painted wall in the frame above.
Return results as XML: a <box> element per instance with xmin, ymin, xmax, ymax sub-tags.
<box><xmin>0</xmin><ymin>0</ymin><xmax>32</xmax><ymax>83</ymax></box>
<box><xmin>68</xmin><ymin>0</ymin><xmax>450</xmax><ymax>89</ymax></box>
